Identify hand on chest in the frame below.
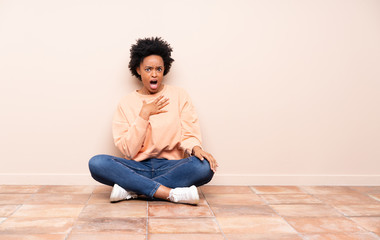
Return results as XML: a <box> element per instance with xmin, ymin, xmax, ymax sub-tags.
<box><xmin>148</xmin><ymin>104</ymin><xmax>180</xmax><ymax>130</ymax></box>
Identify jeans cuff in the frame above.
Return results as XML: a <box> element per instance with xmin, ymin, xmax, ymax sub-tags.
<box><xmin>148</xmin><ymin>183</ymin><xmax>161</xmax><ymax>199</ymax></box>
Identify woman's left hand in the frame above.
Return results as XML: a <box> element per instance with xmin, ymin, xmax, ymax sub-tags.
<box><xmin>192</xmin><ymin>146</ymin><xmax>218</xmax><ymax>172</ymax></box>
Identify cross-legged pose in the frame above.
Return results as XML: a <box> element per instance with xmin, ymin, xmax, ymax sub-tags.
<box><xmin>89</xmin><ymin>37</ymin><xmax>218</xmax><ymax>204</ymax></box>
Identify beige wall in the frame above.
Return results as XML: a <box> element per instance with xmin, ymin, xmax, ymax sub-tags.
<box><xmin>1</xmin><ymin>0</ymin><xmax>379</xmax><ymax>185</ymax></box>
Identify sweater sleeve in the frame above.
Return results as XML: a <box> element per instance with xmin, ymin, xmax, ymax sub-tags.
<box><xmin>112</xmin><ymin>103</ymin><xmax>149</xmax><ymax>159</ymax></box>
<box><xmin>180</xmin><ymin>90</ymin><xmax>202</xmax><ymax>155</ymax></box>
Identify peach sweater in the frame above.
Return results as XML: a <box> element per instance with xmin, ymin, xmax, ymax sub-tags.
<box><xmin>112</xmin><ymin>84</ymin><xmax>202</xmax><ymax>161</ymax></box>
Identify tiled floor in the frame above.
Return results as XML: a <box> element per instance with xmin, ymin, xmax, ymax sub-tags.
<box><xmin>0</xmin><ymin>185</ymin><xmax>379</xmax><ymax>240</ymax></box>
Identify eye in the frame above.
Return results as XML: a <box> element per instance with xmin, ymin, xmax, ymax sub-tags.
<box><xmin>145</xmin><ymin>68</ymin><xmax>151</xmax><ymax>72</ymax></box>
<box><xmin>157</xmin><ymin>67</ymin><xmax>163</xmax><ymax>72</ymax></box>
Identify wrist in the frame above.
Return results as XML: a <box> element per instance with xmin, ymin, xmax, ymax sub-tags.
<box><xmin>139</xmin><ymin>110</ymin><xmax>150</xmax><ymax>121</ymax></box>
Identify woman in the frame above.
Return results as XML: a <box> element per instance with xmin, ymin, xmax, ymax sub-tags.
<box><xmin>89</xmin><ymin>37</ymin><xmax>217</xmax><ymax>205</ymax></box>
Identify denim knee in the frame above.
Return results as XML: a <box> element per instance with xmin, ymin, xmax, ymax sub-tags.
<box><xmin>190</xmin><ymin>156</ymin><xmax>214</xmax><ymax>184</ymax></box>
<box><xmin>88</xmin><ymin>154</ymin><xmax>109</xmax><ymax>175</ymax></box>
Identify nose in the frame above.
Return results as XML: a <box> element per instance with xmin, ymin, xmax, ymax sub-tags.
<box><xmin>151</xmin><ymin>69</ymin><xmax>157</xmax><ymax>77</ymax></box>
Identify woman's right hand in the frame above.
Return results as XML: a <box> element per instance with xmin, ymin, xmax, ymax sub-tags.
<box><xmin>139</xmin><ymin>95</ymin><xmax>170</xmax><ymax>120</ymax></box>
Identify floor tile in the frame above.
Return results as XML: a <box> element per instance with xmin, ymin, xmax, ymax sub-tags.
<box><xmin>25</xmin><ymin>193</ymin><xmax>90</xmax><ymax>205</ymax></box>
<box><xmin>200</xmin><ymin>186</ymin><xmax>253</xmax><ymax>194</ymax></box>
<box><xmin>87</xmin><ymin>193</ymin><xmax>110</xmax><ymax>204</ymax></box>
<box><xmin>2</xmin><ymin>184</ymin><xmax>380</xmax><ymax>239</ymax></box>
<box><xmin>270</xmin><ymin>204</ymin><xmax>342</xmax><ymax>217</ymax></box>
<box><xmin>149</xmin><ymin>218</ymin><xmax>220</xmax><ymax>233</ymax></box>
<box><xmin>148</xmin><ymin>197</ymin><xmax>208</xmax><ymax>206</ymax></box>
<box><xmin>315</xmin><ymin>193</ymin><xmax>380</xmax><ymax>205</ymax></box>
<box><xmin>0</xmin><ymin>194</ymin><xmax>33</xmax><ymax>204</ymax></box>
<box><xmin>333</xmin><ymin>205</ymin><xmax>380</xmax><ymax>217</ymax></box>
<box><xmin>350</xmin><ymin>217</ymin><xmax>380</xmax><ymax>234</ymax></box>
<box><xmin>225</xmin><ymin>233</ymin><xmax>302</xmax><ymax>240</ymax></box>
<box><xmin>252</xmin><ymin>186</ymin><xmax>305</xmax><ymax>194</ymax></box>
<box><xmin>0</xmin><ymin>217</ymin><xmax>75</xmax><ymax>234</ymax></box>
<box><xmin>38</xmin><ymin>185</ymin><xmax>94</xmax><ymax>194</ymax></box>
<box><xmin>0</xmin><ymin>185</ymin><xmax>41</xmax><ymax>194</ymax></box>
<box><xmin>149</xmin><ymin>203</ymin><xmax>213</xmax><ymax>218</ymax></box>
<box><xmin>72</xmin><ymin>218</ymin><xmax>146</xmax><ymax>234</ymax></box>
<box><xmin>79</xmin><ymin>203</ymin><xmax>146</xmax><ymax>218</ymax></box>
<box><xmin>301</xmin><ymin>186</ymin><xmax>358</xmax><ymax>195</ymax></box>
<box><xmin>369</xmin><ymin>194</ymin><xmax>380</xmax><ymax>202</ymax></box>
<box><xmin>148</xmin><ymin>233</ymin><xmax>224</xmax><ymax>240</ymax></box>
<box><xmin>301</xmin><ymin>232</ymin><xmax>379</xmax><ymax>240</ymax></box>
<box><xmin>87</xmin><ymin>193</ymin><xmax>147</xmax><ymax>205</ymax></box>
<box><xmin>204</xmin><ymin>193</ymin><xmax>264</xmax><ymax>205</ymax></box>
<box><xmin>11</xmin><ymin>204</ymin><xmax>84</xmax><ymax>218</ymax></box>
<box><xmin>92</xmin><ymin>185</ymin><xmax>113</xmax><ymax>194</ymax></box>
<box><xmin>349</xmin><ymin>186</ymin><xmax>380</xmax><ymax>194</ymax></box>
<box><xmin>67</xmin><ymin>232</ymin><xmax>146</xmax><ymax>240</ymax></box>
<box><xmin>216</xmin><ymin>216</ymin><xmax>296</xmax><ymax>234</ymax></box>
<box><xmin>0</xmin><ymin>234</ymin><xmax>67</xmax><ymax>240</ymax></box>
<box><xmin>286</xmin><ymin>217</ymin><xmax>364</xmax><ymax>233</ymax></box>
<box><xmin>211</xmin><ymin>205</ymin><xmax>276</xmax><ymax>217</ymax></box>
<box><xmin>259</xmin><ymin>194</ymin><xmax>322</xmax><ymax>204</ymax></box>
<box><xmin>0</xmin><ymin>205</ymin><xmax>20</xmax><ymax>217</ymax></box>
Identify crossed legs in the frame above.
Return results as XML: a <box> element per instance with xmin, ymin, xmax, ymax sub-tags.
<box><xmin>88</xmin><ymin>155</ymin><xmax>214</xmax><ymax>201</ymax></box>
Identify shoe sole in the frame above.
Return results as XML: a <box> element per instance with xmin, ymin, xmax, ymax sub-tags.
<box><xmin>179</xmin><ymin>185</ymin><xmax>199</xmax><ymax>205</ymax></box>
<box><xmin>190</xmin><ymin>186</ymin><xmax>200</xmax><ymax>205</ymax></box>
<box><xmin>110</xmin><ymin>191</ymin><xmax>138</xmax><ymax>203</ymax></box>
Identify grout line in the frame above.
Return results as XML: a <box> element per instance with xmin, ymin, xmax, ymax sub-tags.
<box><xmin>249</xmin><ymin>186</ymin><xmax>258</xmax><ymax>194</ymax></box>
<box><xmin>301</xmin><ymin>192</ymin><xmax>347</xmax><ymax>218</ymax></box>
<box><xmin>367</xmin><ymin>194</ymin><xmax>380</xmax><ymax>202</ymax></box>
<box><xmin>254</xmin><ymin>186</ymin><xmax>380</xmax><ymax>238</ymax></box>
<box><xmin>7</xmin><ymin>203</ymin><xmax>23</xmax><ymax>218</ymax></box>
<box><xmin>265</xmin><ymin>206</ymin><xmax>306</xmax><ymax>239</ymax></box>
<box><xmin>24</xmin><ymin>185</ymin><xmax>42</xmax><ymax>204</ymax></box>
<box><xmin>0</xmin><ymin>186</ymin><xmax>43</xmax><ymax>224</ymax></box>
<box><xmin>36</xmin><ymin>185</ymin><xmax>46</xmax><ymax>194</ymax></box>
<box><xmin>251</xmin><ymin>186</ymin><xmax>306</xmax><ymax>240</ymax></box>
<box><xmin>353</xmin><ymin>187</ymin><xmax>380</xmax><ymax>203</ymax></box>
<box><xmin>63</xmin><ymin>188</ymin><xmax>93</xmax><ymax>240</ymax></box>
<box><xmin>146</xmin><ymin>201</ymin><xmax>149</xmax><ymax>240</ymax></box>
<box><xmin>368</xmin><ymin>232</ymin><xmax>380</xmax><ymax>240</ymax></box>
<box><xmin>200</xmin><ymin>187</ymin><xmax>228</xmax><ymax>240</ymax></box>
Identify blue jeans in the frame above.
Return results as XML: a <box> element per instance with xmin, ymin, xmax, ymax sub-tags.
<box><xmin>88</xmin><ymin>155</ymin><xmax>214</xmax><ymax>198</ymax></box>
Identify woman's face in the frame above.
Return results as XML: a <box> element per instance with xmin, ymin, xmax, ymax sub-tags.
<box><xmin>136</xmin><ymin>55</ymin><xmax>165</xmax><ymax>95</ymax></box>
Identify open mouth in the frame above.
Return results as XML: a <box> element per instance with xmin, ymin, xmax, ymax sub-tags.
<box><xmin>150</xmin><ymin>80</ymin><xmax>158</xmax><ymax>90</ymax></box>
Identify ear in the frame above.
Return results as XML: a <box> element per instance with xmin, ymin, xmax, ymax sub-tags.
<box><xmin>136</xmin><ymin>67</ymin><xmax>141</xmax><ymax>76</ymax></box>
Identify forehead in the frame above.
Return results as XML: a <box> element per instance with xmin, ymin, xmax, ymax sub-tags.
<box><xmin>141</xmin><ymin>55</ymin><xmax>164</xmax><ymax>66</ymax></box>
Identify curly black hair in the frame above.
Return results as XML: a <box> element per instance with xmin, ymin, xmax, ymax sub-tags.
<box><xmin>128</xmin><ymin>37</ymin><xmax>174</xmax><ymax>80</ymax></box>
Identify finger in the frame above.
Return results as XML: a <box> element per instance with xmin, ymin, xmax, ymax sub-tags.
<box><xmin>154</xmin><ymin>95</ymin><xmax>164</xmax><ymax>104</ymax></box>
<box><xmin>158</xmin><ymin>98</ymin><xmax>169</xmax><ymax>106</ymax></box>
<box><xmin>209</xmin><ymin>155</ymin><xmax>218</xmax><ymax>167</ymax></box>
<box><xmin>157</xmin><ymin>110</ymin><xmax>168</xmax><ymax>114</ymax></box>
<box><xmin>208</xmin><ymin>158</ymin><xmax>216</xmax><ymax>172</ymax></box>
<box><xmin>197</xmin><ymin>151</ymin><xmax>212</xmax><ymax>168</ymax></box>
<box><xmin>158</xmin><ymin>101</ymin><xmax>170</xmax><ymax>110</ymax></box>
<box><xmin>204</xmin><ymin>154</ymin><xmax>217</xmax><ymax>172</ymax></box>
<box><xmin>195</xmin><ymin>152</ymin><xmax>204</xmax><ymax>161</ymax></box>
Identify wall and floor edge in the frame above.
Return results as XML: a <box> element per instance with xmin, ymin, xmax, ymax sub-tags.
<box><xmin>1</xmin><ymin>174</ymin><xmax>379</xmax><ymax>186</ymax></box>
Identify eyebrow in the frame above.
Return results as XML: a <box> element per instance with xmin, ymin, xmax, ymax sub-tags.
<box><xmin>145</xmin><ymin>65</ymin><xmax>163</xmax><ymax>68</ymax></box>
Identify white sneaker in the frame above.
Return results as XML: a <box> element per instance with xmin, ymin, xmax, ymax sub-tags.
<box><xmin>168</xmin><ymin>185</ymin><xmax>199</xmax><ymax>205</ymax></box>
<box><xmin>110</xmin><ymin>184</ymin><xmax>138</xmax><ymax>203</ymax></box>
